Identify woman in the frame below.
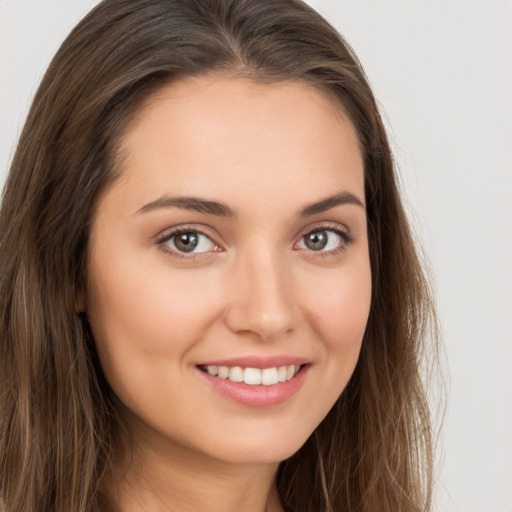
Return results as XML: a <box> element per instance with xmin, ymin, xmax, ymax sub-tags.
<box><xmin>0</xmin><ymin>1</ymin><xmax>438</xmax><ymax>511</ymax></box>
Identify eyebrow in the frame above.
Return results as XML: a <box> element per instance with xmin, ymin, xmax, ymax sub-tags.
<box><xmin>137</xmin><ymin>191</ymin><xmax>364</xmax><ymax>218</ymax></box>
<box><xmin>137</xmin><ymin>196</ymin><xmax>236</xmax><ymax>217</ymax></box>
<box><xmin>299</xmin><ymin>191</ymin><xmax>364</xmax><ymax>216</ymax></box>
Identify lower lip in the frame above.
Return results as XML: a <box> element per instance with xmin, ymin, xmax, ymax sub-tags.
<box><xmin>197</xmin><ymin>365</ymin><xmax>309</xmax><ymax>407</ymax></box>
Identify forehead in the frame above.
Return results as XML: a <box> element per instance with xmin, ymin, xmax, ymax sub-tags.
<box><xmin>109</xmin><ymin>76</ymin><xmax>364</xmax><ymax>217</ymax></box>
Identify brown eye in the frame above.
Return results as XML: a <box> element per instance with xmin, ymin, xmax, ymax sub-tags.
<box><xmin>160</xmin><ymin>230</ymin><xmax>218</xmax><ymax>255</ymax></box>
<box><xmin>297</xmin><ymin>228</ymin><xmax>349</xmax><ymax>253</ymax></box>
<box><xmin>304</xmin><ymin>230</ymin><xmax>328</xmax><ymax>251</ymax></box>
<box><xmin>173</xmin><ymin>232</ymin><xmax>199</xmax><ymax>252</ymax></box>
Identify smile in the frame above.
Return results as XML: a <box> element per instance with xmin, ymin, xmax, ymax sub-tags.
<box><xmin>199</xmin><ymin>364</ymin><xmax>302</xmax><ymax>386</ymax></box>
<box><xmin>197</xmin><ymin>359</ymin><xmax>310</xmax><ymax>406</ymax></box>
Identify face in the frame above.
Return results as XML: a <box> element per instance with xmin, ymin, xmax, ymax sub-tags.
<box><xmin>86</xmin><ymin>76</ymin><xmax>371</xmax><ymax>466</ymax></box>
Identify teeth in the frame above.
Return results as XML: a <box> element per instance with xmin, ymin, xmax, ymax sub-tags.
<box><xmin>207</xmin><ymin>365</ymin><xmax>218</xmax><ymax>376</ymax></box>
<box><xmin>229</xmin><ymin>366</ymin><xmax>244</xmax><ymax>382</ymax></box>
<box><xmin>218</xmin><ymin>366</ymin><xmax>229</xmax><ymax>379</ymax></box>
<box><xmin>261</xmin><ymin>367</ymin><xmax>279</xmax><ymax>385</ymax></box>
<box><xmin>204</xmin><ymin>364</ymin><xmax>302</xmax><ymax>386</ymax></box>
<box><xmin>244</xmin><ymin>367</ymin><xmax>261</xmax><ymax>385</ymax></box>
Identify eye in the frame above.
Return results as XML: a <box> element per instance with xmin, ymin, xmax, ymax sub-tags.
<box><xmin>160</xmin><ymin>229</ymin><xmax>219</xmax><ymax>254</ymax></box>
<box><xmin>296</xmin><ymin>228</ymin><xmax>349</xmax><ymax>253</ymax></box>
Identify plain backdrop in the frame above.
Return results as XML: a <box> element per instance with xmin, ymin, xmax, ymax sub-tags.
<box><xmin>1</xmin><ymin>1</ymin><xmax>511</xmax><ymax>511</ymax></box>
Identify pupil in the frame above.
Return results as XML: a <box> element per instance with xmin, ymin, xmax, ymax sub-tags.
<box><xmin>175</xmin><ymin>233</ymin><xmax>199</xmax><ymax>252</ymax></box>
<box><xmin>305</xmin><ymin>231</ymin><xmax>328</xmax><ymax>251</ymax></box>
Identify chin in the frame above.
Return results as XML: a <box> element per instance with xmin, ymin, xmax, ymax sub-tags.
<box><xmin>196</xmin><ymin>421</ymin><xmax>318</xmax><ymax>466</ymax></box>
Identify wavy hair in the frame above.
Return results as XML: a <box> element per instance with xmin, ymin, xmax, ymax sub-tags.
<box><xmin>0</xmin><ymin>1</ymin><xmax>439</xmax><ymax>511</ymax></box>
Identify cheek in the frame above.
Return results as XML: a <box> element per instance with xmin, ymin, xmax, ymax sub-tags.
<box><xmin>304</xmin><ymin>265</ymin><xmax>372</xmax><ymax>353</ymax></box>
<box><xmin>86</xmin><ymin>260</ymin><xmax>227</xmax><ymax>429</ymax></box>
<box><xmin>313</xmin><ymin>269</ymin><xmax>371</xmax><ymax>339</ymax></box>
<box><xmin>289</xmin><ymin>260</ymin><xmax>371</xmax><ymax>437</ymax></box>
<box><xmin>86</xmin><ymin>258</ymin><xmax>223</xmax><ymax>374</ymax></box>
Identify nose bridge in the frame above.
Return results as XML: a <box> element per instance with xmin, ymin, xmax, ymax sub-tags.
<box><xmin>225</xmin><ymin>243</ymin><xmax>297</xmax><ymax>340</ymax></box>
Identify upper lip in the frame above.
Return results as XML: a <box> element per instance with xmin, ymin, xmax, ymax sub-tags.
<box><xmin>196</xmin><ymin>355</ymin><xmax>309</xmax><ymax>369</ymax></box>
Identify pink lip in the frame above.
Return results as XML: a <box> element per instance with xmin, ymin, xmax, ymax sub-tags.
<box><xmin>196</xmin><ymin>363</ymin><xmax>310</xmax><ymax>407</ymax></box>
<box><xmin>196</xmin><ymin>355</ymin><xmax>309</xmax><ymax>369</ymax></box>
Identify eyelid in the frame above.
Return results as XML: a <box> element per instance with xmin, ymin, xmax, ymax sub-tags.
<box><xmin>155</xmin><ymin>224</ymin><xmax>223</xmax><ymax>259</ymax></box>
<box><xmin>296</xmin><ymin>221</ymin><xmax>352</xmax><ymax>241</ymax></box>
<box><xmin>294</xmin><ymin>222</ymin><xmax>354</xmax><ymax>254</ymax></box>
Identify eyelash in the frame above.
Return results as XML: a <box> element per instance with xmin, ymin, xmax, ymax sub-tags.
<box><xmin>156</xmin><ymin>225</ymin><xmax>220</xmax><ymax>261</ymax></box>
<box><xmin>155</xmin><ymin>224</ymin><xmax>354</xmax><ymax>261</ymax></box>
<box><xmin>298</xmin><ymin>225</ymin><xmax>354</xmax><ymax>259</ymax></box>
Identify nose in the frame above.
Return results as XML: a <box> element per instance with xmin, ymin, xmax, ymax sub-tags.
<box><xmin>223</xmin><ymin>246</ymin><xmax>299</xmax><ymax>342</ymax></box>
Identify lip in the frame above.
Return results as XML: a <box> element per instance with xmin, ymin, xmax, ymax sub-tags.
<box><xmin>196</xmin><ymin>362</ymin><xmax>310</xmax><ymax>407</ymax></box>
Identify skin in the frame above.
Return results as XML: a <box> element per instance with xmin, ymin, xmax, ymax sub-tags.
<box><xmin>85</xmin><ymin>76</ymin><xmax>372</xmax><ymax>512</ymax></box>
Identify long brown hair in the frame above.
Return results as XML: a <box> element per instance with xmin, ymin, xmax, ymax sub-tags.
<box><xmin>0</xmin><ymin>1</ymin><xmax>439</xmax><ymax>510</ymax></box>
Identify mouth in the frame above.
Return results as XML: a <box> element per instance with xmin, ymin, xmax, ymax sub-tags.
<box><xmin>196</xmin><ymin>360</ymin><xmax>310</xmax><ymax>406</ymax></box>
<box><xmin>197</xmin><ymin>364</ymin><xmax>305</xmax><ymax>386</ymax></box>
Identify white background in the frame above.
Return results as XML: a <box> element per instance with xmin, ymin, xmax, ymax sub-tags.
<box><xmin>1</xmin><ymin>1</ymin><xmax>511</xmax><ymax>511</ymax></box>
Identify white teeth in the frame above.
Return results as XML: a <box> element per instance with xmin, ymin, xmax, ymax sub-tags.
<box><xmin>244</xmin><ymin>367</ymin><xmax>262</xmax><ymax>385</ymax></box>
<box><xmin>207</xmin><ymin>365</ymin><xmax>218</xmax><ymax>376</ymax></box>
<box><xmin>261</xmin><ymin>367</ymin><xmax>279</xmax><ymax>385</ymax></box>
<box><xmin>217</xmin><ymin>366</ymin><xmax>229</xmax><ymax>379</ymax></box>
<box><xmin>204</xmin><ymin>364</ymin><xmax>302</xmax><ymax>386</ymax></box>
<box><xmin>229</xmin><ymin>366</ymin><xmax>244</xmax><ymax>382</ymax></box>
